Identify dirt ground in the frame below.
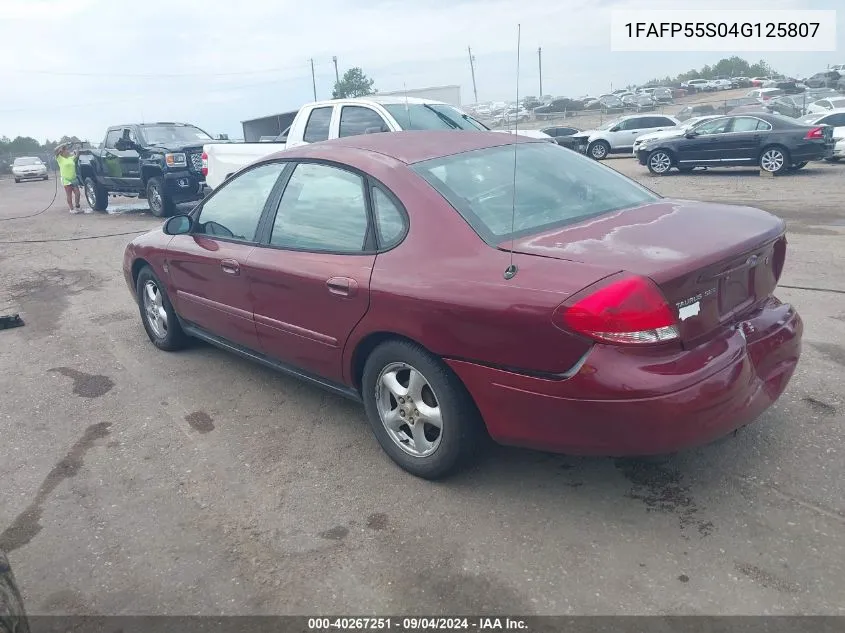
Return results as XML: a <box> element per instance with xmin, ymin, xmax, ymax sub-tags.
<box><xmin>0</xmin><ymin>154</ymin><xmax>844</xmax><ymax>616</ymax></box>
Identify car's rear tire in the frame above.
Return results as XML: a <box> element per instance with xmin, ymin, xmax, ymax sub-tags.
<box><xmin>84</xmin><ymin>176</ymin><xmax>109</xmax><ymax>211</ymax></box>
<box><xmin>825</xmin><ymin>156</ymin><xmax>841</xmax><ymax>163</ymax></box>
<box><xmin>135</xmin><ymin>266</ymin><xmax>189</xmax><ymax>352</ymax></box>
<box><xmin>647</xmin><ymin>150</ymin><xmax>674</xmax><ymax>175</ymax></box>
<box><xmin>361</xmin><ymin>340</ymin><xmax>483</xmax><ymax>480</ymax></box>
<box><xmin>588</xmin><ymin>140</ymin><xmax>610</xmax><ymax>160</ymax></box>
<box><xmin>759</xmin><ymin>145</ymin><xmax>789</xmax><ymax>175</ymax></box>
<box><xmin>146</xmin><ymin>177</ymin><xmax>175</xmax><ymax>218</ymax></box>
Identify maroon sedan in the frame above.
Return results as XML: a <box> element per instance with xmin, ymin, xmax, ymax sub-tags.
<box><xmin>123</xmin><ymin>131</ymin><xmax>802</xmax><ymax>479</ymax></box>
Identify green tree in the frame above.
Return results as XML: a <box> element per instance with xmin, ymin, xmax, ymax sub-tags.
<box><xmin>644</xmin><ymin>57</ymin><xmax>780</xmax><ymax>86</ymax></box>
<box><xmin>332</xmin><ymin>67</ymin><xmax>376</xmax><ymax>99</ymax></box>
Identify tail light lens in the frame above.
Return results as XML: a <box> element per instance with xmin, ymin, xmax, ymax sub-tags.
<box><xmin>555</xmin><ymin>274</ymin><xmax>679</xmax><ymax>345</ymax></box>
<box><xmin>201</xmin><ymin>152</ymin><xmax>208</xmax><ymax>177</ymax></box>
<box><xmin>805</xmin><ymin>127</ymin><xmax>825</xmax><ymax>140</ymax></box>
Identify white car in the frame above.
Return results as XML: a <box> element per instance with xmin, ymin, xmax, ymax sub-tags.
<box><xmin>569</xmin><ymin>113</ymin><xmax>681</xmax><ymax>159</ymax></box>
<box><xmin>746</xmin><ymin>88</ymin><xmax>784</xmax><ymax>102</ymax></box>
<box><xmin>684</xmin><ymin>79</ymin><xmax>713</xmax><ymax>91</ymax></box>
<box><xmin>806</xmin><ymin>97</ymin><xmax>845</xmax><ymax>114</ymax></box>
<box><xmin>631</xmin><ymin>115</ymin><xmax>722</xmax><ymax>156</ymax></box>
<box><xmin>798</xmin><ymin>110</ymin><xmax>845</xmax><ymax>161</ymax></box>
<box><xmin>710</xmin><ymin>79</ymin><xmax>733</xmax><ymax>91</ymax></box>
<box><xmin>11</xmin><ymin>156</ymin><xmax>48</xmax><ymax>183</ymax></box>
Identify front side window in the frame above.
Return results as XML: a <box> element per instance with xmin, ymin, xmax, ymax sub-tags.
<box><xmin>339</xmin><ymin>106</ymin><xmax>389</xmax><ymax>137</ymax></box>
<box><xmin>695</xmin><ymin>118</ymin><xmax>731</xmax><ymax>135</ymax></box>
<box><xmin>302</xmin><ymin>107</ymin><xmax>333</xmax><ymax>143</ymax></box>
<box><xmin>195</xmin><ymin>162</ymin><xmax>285</xmax><ymax>241</ymax></box>
<box><xmin>104</xmin><ymin>130</ymin><xmax>122</xmax><ymax>149</ymax></box>
<box><xmin>269</xmin><ymin>163</ymin><xmax>369</xmax><ymax>252</ymax></box>
<box><xmin>412</xmin><ymin>142</ymin><xmax>658</xmax><ymax>244</ymax></box>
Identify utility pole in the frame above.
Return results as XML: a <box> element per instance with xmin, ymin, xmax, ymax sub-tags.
<box><xmin>310</xmin><ymin>58</ymin><xmax>317</xmax><ymax>100</ymax></box>
<box><xmin>468</xmin><ymin>46</ymin><xmax>478</xmax><ymax>104</ymax></box>
<box><xmin>332</xmin><ymin>56</ymin><xmax>340</xmax><ymax>85</ymax></box>
<box><xmin>538</xmin><ymin>47</ymin><xmax>543</xmax><ymax>97</ymax></box>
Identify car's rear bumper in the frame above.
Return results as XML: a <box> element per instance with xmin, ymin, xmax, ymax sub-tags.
<box><xmin>446</xmin><ymin>297</ymin><xmax>802</xmax><ymax>456</ymax></box>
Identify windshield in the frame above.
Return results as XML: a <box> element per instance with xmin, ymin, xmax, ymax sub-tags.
<box><xmin>13</xmin><ymin>157</ymin><xmax>42</xmax><ymax>166</ymax></box>
<box><xmin>411</xmin><ymin>141</ymin><xmax>658</xmax><ymax>244</ymax></box>
<box><xmin>384</xmin><ymin>104</ymin><xmax>489</xmax><ymax>131</ymax></box>
<box><xmin>140</xmin><ymin>124</ymin><xmax>213</xmax><ymax>145</ymax></box>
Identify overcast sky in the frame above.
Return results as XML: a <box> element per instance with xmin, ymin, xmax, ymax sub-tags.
<box><xmin>1</xmin><ymin>0</ymin><xmax>841</xmax><ymax>141</ymax></box>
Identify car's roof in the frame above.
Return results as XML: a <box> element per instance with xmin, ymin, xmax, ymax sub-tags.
<box><xmin>308</xmin><ymin>96</ymin><xmax>449</xmax><ymax>107</ymax></box>
<box><xmin>274</xmin><ymin>130</ymin><xmax>543</xmax><ymax>165</ymax></box>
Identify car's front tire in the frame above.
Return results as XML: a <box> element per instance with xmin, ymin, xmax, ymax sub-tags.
<box><xmin>135</xmin><ymin>266</ymin><xmax>189</xmax><ymax>352</ymax></box>
<box><xmin>14</xmin><ymin>178</ymin><xmax>20</xmax><ymax>184</ymax></box>
<box><xmin>646</xmin><ymin>149</ymin><xmax>674</xmax><ymax>175</ymax></box>
<box><xmin>759</xmin><ymin>145</ymin><xmax>789</xmax><ymax>175</ymax></box>
<box><xmin>146</xmin><ymin>177</ymin><xmax>175</xmax><ymax>218</ymax></box>
<box><xmin>84</xmin><ymin>176</ymin><xmax>108</xmax><ymax>211</ymax></box>
<box><xmin>361</xmin><ymin>340</ymin><xmax>483</xmax><ymax>480</ymax></box>
<box><xmin>588</xmin><ymin>140</ymin><xmax>610</xmax><ymax>160</ymax></box>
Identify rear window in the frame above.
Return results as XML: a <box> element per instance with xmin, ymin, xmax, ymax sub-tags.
<box><xmin>411</xmin><ymin>142</ymin><xmax>659</xmax><ymax>244</ymax></box>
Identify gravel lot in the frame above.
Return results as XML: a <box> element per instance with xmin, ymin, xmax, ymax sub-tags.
<box><xmin>1</xmin><ymin>152</ymin><xmax>844</xmax><ymax>616</ymax></box>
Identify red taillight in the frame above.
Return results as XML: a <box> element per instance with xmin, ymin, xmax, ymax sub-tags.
<box><xmin>805</xmin><ymin>127</ymin><xmax>824</xmax><ymax>140</ymax></box>
<box><xmin>201</xmin><ymin>152</ymin><xmax>208</xmax><ymax>177</ymax></box>
<box><xmin>555</xmin><ymin>274</ymin><xmax>679</xmax><ymax>345</ymax></box>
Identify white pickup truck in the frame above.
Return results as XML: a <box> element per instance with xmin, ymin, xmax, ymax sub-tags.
<box><xmin>202</xmin><ymin>96</ymin><xmax>553</xmax><ymax>190</ymax></box>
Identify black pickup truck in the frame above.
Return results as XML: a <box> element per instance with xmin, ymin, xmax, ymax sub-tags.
<box><xmin>77</xmin><ymin>122</ymin><xmax>216</xmax><ymax>216</ymax></box>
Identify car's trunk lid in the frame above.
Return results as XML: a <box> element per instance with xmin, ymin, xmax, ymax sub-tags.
<box><xmin>500</xmin><ymin>199</ymin><xmax>787</xmax><ymax>346</ymax></box>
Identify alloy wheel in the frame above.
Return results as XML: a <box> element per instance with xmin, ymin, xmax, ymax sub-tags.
<box><xmin>649</xmin><ymin>151</ymin><xmax>672</xmax><ymax>173</ymax></box>
<box><xmin>143</xmin><ymin>280</ymin><xmax>168</xmax><ymax>339</ymax></box>
<box><xmin>375</xmin><ymin>362</ymin><xmax>443</xmax><ymax>457</ymax></box>
<box><xmin>760</xmin><ymin>149</ymin><xmax>785</xmax><ymax>172</ymax></box>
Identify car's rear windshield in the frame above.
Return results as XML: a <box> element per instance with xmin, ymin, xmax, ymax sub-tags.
<box><xmin>411</xmin><ymin>141</ymin><xmax>659</xmax><ymax>244</ymax></box>
<box><xmin>14</xmin><ymin>157</ymin><xmax>42</xmax><ymax>166</ymax></box>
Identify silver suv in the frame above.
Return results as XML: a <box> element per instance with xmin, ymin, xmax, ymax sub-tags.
<box><xmin>572</xmin><ymin>114</ymin><xmax>681</xmax><ymax>160</ymax></box>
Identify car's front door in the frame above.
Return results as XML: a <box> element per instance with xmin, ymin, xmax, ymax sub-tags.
<box><xmin>247</xmin><ymin>161</ymin><xmax>380</xmax><ymax>383</ymax></box>
<box><xmin>676</xmin><ymin>116</ymin><xmax>732</xmax><ymax>164</ymax></box>
<box><xmin>113</xmin><ymin>127</ymin><xmax>142</xmax><ymax>188</ymax></box>
<box><xmin>166</xmin><ymin>161</ymin><xmax>287</xmax><ymax>350</ymax></box>
<box><xmin>100</xmin><ymin>129</ymin><xmax>123</xmax><ymax>188</ymax></box>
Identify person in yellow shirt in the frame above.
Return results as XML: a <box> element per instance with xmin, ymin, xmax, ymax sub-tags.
<box><xmin>55</xmin><ymin>144</ymin><xmax>85</xmax><ymax>214</ymax></box>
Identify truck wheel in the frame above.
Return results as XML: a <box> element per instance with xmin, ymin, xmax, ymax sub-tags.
<box><xmin>146</xmin><ymin>177</ymin><xmax>174</xmax><ymax>218</ymax></box>
<box><xmin>84</xmin><ymin>177</ymin><xmax>108</xmax><ymax>211</ymax></box>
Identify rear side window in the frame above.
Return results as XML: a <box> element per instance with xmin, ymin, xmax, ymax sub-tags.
<box><xmin>412</xmin><ymin>142</ymin><xmax>658</xmax><ymax>244</ymax></box>
<box><xmin>339</xmin><ymin>106</ymin><xmax>389</xmax><ymax>138</ymax></box>
<box><xmin>823</xmin><ymin>113</ymin><xmax>845</xmax><ymax>126</ymax></box>
<box><xmin>731</xmin><ymin>117</ymin><xmax>763</xmax><ymax>133</ymax></box>
<box><xmin>372</xmin><ymin>187</ymin><xmax>406</xmax><ymax>248</ymax></box>
<box><xmin>653</xmin><ymin>117</ymin><xmax>677</xmax><ymax>127</ymax></box>
<box><xmin>269</xmin><ymin>162</ymin><xmax>369</xmax><ymax>253</ymax></box>
<box><xmin>302</xmin><ymin>107</ymin><xmax>332</xmax><ymax>143</ymax></box>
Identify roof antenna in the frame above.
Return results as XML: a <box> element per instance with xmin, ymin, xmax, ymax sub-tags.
<box><xmin>504</xmin><ymin>23</ymin><xmax>521</xmax><ymax>281</ymax></box>
<box><xmin>403</xmin><ymin>81</ymin><xmax>412</xmax><ymax>127</ymax></box>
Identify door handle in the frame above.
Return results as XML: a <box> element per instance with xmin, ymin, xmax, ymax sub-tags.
<box><xmin>326</xmin><ymin>276</ymin><xmax>358</xmax><ymax>297</ymax></box>
<box><xmin>220</xmin><ymin>259</ymin><xmax>240</xmax><ymax>275</ymax></box>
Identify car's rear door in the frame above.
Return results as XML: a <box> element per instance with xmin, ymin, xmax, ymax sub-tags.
<box><xmin>247</xmin><ymin>161</ymin><xmax>386</xmax><ymax>383</ymax></box>
<box><xmin>166</xmin><ymin>161</ymin><xmax>288</xmax><ymax>350</ymax></box>
<box><xmin>722</xmin><ymin>116</ymin><xmax>769</xmax><ymax>163</ymax></box>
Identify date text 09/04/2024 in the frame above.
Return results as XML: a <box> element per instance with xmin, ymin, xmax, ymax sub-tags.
<box><xmin>308</xmin><ymin>617</ymin><xmax>529</xmax><ymax>631</ymax></box>
<box><xmin>623</xmin><ymin>22</ymin><xmax>820</xmax><ymax>38</ymax></box>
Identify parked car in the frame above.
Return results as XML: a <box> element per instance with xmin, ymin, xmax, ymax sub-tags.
<box><xmin>683</xmin><ymin>79</ymin><xmax>712</xmax><ymax>92</ymax></box>
<box><xmin>203</xmin><ymin>97</ymin><xmax>492</xmax><ymax>190</ymax></box>
<box><xmin>751</xmin><ymin>77</ymin><xmax>775</xmax><ymax>87</ymax></box>
<box><xmin>533</xmin><ymin>98</ymin><xmax>584</xmax><ymax>119</ymax></box>
<box><xmin>11</xmin><ymin>156</ymin><xmax>48</xmax><ymax>183</ymax></box>
<box><xmin>746</xmin><ymin>88</ymin><xmax>784</xmax><ymax>102</ymax></box>
<box><xmin>804</xmin><ymin>71</ymin><xmax>841</xmax><ymax>89</ymax></box>
<box><xmin>636</xmin><ymin>113</ymin><xmax>834</xmax><ymax>175</ymax></box>
<box><xmin>806</xmin><ymin>96</ymin><xmax>845</xmax><ymax>114</ymax></box>
<box><xmin>651</xmin><ymin>87</ymin><xmax>674</xmax><ymax>103</ymax></box>
<box><xmin>539</xmin><ymin>126</ymin><xmax>582</xmax><ymax>149</ymax></box>
<box><xmin>676</xmin><ymin>103</ymin><xmax>718</xmax><ymax>121</ymax></box>
<box><xmin>710</xmin><ymin>79</ymin><xmax>733</xmax><ymax>91</ymax></box>
<box><xmin>77</xmin><ymin>122</ymin><xmax>217</xmax><ymax>216</ymax></box>
<box><xmin>774</xmin><ymin>81</ymin><xmax>805</xmax><ymax>95</ymax></box>
<box><xmin>728</xmin><ymin>104</ymin><xmax>771</xmax><ymax>115</ymax></box>
<box><xmin>798</xmin><ymin>110</ymin><xmax>845</xmax><ymax>161</ymax></box>
<box><xmin>570</xmin><ymin>114</ymin><xmax>681</xmax><ymax>159</ymax></box>
<box><xmin>631</xmin><ymin>115</ymin><xmax>723</xmax><ymax>156</ymax></box>
<box><xmin>731</xmin><ymin>76</ymin><xmax>753</xmax><ymax>88</ymax></box>
<box><xmin>623</xmin><ymin>93</ymin><xmax>656</xmax><ymax>111</ymax></box>
<box><xmin>122</xmin><ymin>130</ymin><xmax>803</xmax><ymax>478</ymax></box>
<box><xmin>766</xmin><ymin>96</ymin><xmax>809</xmax><ymax>118</ymax></box>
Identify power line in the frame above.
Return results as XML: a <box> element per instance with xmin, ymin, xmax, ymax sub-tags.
<box><xmin>0</xmin><ymin>230</ymin><xmax>146</xmax><ymax>245</ymax></box>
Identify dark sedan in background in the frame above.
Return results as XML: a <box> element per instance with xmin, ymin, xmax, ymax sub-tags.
<box><xmin>540</xmin><ymin>125</ymin><xmax>581</xmax><ymax>149</ymax></box>
<box><xmin>636</xmin><ymin>113</ymin><xmax>834</xmax><ymax>175</ymax></box>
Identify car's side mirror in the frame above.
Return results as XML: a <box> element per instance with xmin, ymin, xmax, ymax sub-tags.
<box><xmin>609</xmin><ymin>126</ymin><xmax>621</xmax><ymax>132</ymax></box>
<box><xmin>163</xmin><ymin>214</ymin><xmax>193</xmax><ymax>235</ymax></box>
<box><xmin>685</xmin><ymin>131</ymin><xmax>699</xmax><ymax>139</ymax></box>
